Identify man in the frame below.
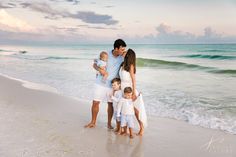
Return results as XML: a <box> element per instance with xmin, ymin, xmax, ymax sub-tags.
<box><xmin>85</xmin><ymin>39</ymin><xmax>127</xmax><ymax>129</ymax></box>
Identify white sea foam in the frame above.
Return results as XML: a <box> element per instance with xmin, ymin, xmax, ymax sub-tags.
<box><xmin>146</xmin><ymin>89</ymin><xmax>236</xmax><ymax>135</ymax></box>
<box><xmin>0</xmin><ymin>73</ymin><xmax>59</xmax><ymax>94</ymax></box>
<box><xmin>0</xmin><ymin>51</ymin><xmax>17</xmax><ymax>56</ymax></box>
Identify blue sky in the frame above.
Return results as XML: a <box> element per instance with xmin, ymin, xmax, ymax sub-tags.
<box><xmin>0</xmin><ymin>0</ymin><xmax>236</xmax><ymax>44</ymax></box>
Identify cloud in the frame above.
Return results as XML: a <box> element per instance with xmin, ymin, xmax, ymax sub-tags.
<box><xmin>0</xmin><ymin>9</ymin><xmax>36</xmax><ymax>33</ymax></box>
<box><xmin>203</xmin><ymin>27</ymin><xmax>221</xmax><ymax>38</ymax></box>
<box><xmin>153</xmin><ymin>23</ymin><xmax>196</xmax><ymax>43</ymax></box>
<box><xmin>0</xmin><ymin>2</ymin><xmax>14</xmax><ymax>8</ymax></box>
<box><xmin>48</xmin><ymin>0</ymin><xmax>80</xmax><ymax>5</ymax></box>
<box><xmin>77</xmin><ymin>24</ymin><xmax>118</xmax><ymax>30</ymax></box>
<box><xmin>20</xmin><ymin>2</ymin><xmax>65</xmax><ymax>18</ymax></box>
<box><xmin>156</xmin><ymin>23</ymin><xmax>171</xmax><ymax>34</ymax></box>
<box><xmin>6</xmin><ymin>3</ymin><xmax>17</xmax><ymax>7</ymax></box>
<box><xmin>66</xmin><ymin>0</ymin><xmax>80</xmax><ymax>5</ymax></box>
<box><xmin>104</xmin><ymin>5</ymin><xmax>115</xmax><ymax>8</ymax></box>
<box><xmin>0</xmin><ymin>28</ymin><xmax>91</xmax><ymax>44</ymax></box>
<box><xmin>20</xmin><ymin>2</ymin><xmax>118</xmax><ymax>25</ymax></box>
<box><xmin>0</xmin><ymin>9</ymin><xmax>83</xmax><ymax>41</ymax></box>
<box><xmin>69</xmin><ymin>11</ymin><xmax>118</xmax><ymax>25</ymax></box>
<box><xmin>123</xmin><ymin>23</ymin><xmax>236</xmax><ymax>44</ymax></box>
<box><xmin>51</xmin><ymin>26</ymin><xmax>80</xmax><ymax>33</ymax></box>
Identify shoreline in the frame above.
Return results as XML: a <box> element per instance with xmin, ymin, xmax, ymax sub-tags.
<box><xmin>0</xmin><ymin>72</ymin><xmax>235</xmax><ymax>135</ymax></box>
<box><xmin>0</xmin><ymin>74</ymin><xmax>236</xmax><ymax>156</ymax></box>
<box><xmin>0</xmin><ymin>72</ymin><xmax>90</xmax><ymax>103</ymax></box>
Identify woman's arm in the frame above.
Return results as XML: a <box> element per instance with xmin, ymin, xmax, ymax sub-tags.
<box><xmin>129</xmin><ymin>64</ymin><xmax>137</xmax><ymax>100</ymax></box>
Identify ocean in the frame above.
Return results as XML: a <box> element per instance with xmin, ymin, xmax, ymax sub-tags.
<box><xmin>0</xmin><ymin>43</ymin><xmax>236</xmax><ymax>134</ymax></box>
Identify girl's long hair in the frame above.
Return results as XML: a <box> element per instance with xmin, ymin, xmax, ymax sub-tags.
<box><xmin>123</xmin><ymin>49</ymin><xmax>136</xmax><ymax>74</ymax></box>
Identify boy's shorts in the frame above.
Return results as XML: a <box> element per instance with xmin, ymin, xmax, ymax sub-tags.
<box><xmin>93</xmin><ymin>83</ymin><xmax>112</xmax><ymax>102</ymax></box>
<box><xmin>121</xmin><ymin>115</ymin><xmax>135</xmax><ymax>128</ymax></box>
<box><xmin>113</xmin><ymin>111</ymin><xmax>121</xmax><ymax>122</ymax></box>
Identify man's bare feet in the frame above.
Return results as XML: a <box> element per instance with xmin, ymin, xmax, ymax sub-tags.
<box><xmin>84</xmin><ymin>122</ymin><xmax>96</xmax><ymax>128</ymax></box>
<box><xmin>107</xmin><ymin>125</ymin><xmax>114</xmax><ymax>129</ymax></box>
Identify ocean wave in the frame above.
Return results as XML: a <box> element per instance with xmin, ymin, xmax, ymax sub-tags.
<box><xmin>137</xmin><ymin>58</ymin><xmax>213</xmax><ymax>70</ymax></box>
<box><xmin>197</xmin><ymin>49</ymin><xmax>236</xmax><ymax>53</ymax></box>
<box><xmin>13</xmin><ymin>55</ymin><xmax>83</xmax><ymax>60</ymax></box>
<box><xmin>137</xmin><ymin>58</ymin><xmax>236</xmax><ymax>75</ymax></box>
<box><xmin>209</xmin><ymin>69</ymin><xmax>236</xmax><ymax>74</ymax></box>
<box><xmin>180</xmin><ymin>54</ymin><xmax>236</xmax><ymax>60</ymax></box>
<box><xmin>0</xmin><ymin>48</ymin><xmax>16</xmax><ymax>52</ymax></box>
<box><xmin>0</xmin><ymin>52</ymin><xmax>17</xmax><ymax>56</ymax></box>
<box><xmin>0</xmin><ymin>49</ymin><xmax>26</xmax><ymax>56</ymax></box>
<box><xmin>147</xmin><ymin>90</ymin><xmax>236</xmax><ymax>135</ymax></box>
<box><xmin>40</xmin><ymin>56</ymin><xmax>81</xmax><ymax>60</ymax></box>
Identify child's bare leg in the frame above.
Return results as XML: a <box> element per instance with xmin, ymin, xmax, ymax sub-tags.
<box><xmin>129</xmin><ymin>128</ymin><xmax>134</xmax><ymax>139</ymax></box>
<box><xmin>118</xmin><ymin>126</ymin><xmax>123</xmax><ymax>135</ymax></box>
<box><xmin>118</xmin><ymin>127</ymin><xmax>124</xmax><ymax>135</ymax></box>
<box><xmin>117</xmin><ymin>121</ymin><xmax>121</xmax><ymax>133</ymax></box>
<box><xmin>114</xmin><ymin>121</ymin><xmax>121</xmax><ymax>133</ymax></box>
<box><xmin>121</xmin><ymin>126</ymin><xmax>128</xmax><ymax>135</ymax></box>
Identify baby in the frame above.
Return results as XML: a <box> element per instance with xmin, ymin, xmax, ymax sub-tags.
<box><xmin>95</xmin><ymin>51</ymin><xmax>108</xmax><ymax>82</ymax></box>
<box><xmin>110</xmin><ymin>78</ymin><xmax>123</xmax><ymax>133</ymax></box>
<box><xmin>117</xmin><ymin>87</ymin><xmax>135</xmax><ymax>138</ymax></box>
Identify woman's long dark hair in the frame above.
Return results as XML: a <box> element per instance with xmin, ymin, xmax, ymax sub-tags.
<box><xmin>123</xmin><ymin>49</ymin><xmax>136</xmax><ymax>74</ymax></box>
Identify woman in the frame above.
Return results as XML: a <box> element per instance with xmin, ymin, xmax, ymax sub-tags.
<box><xmin>119</xmin><ymin>48</ymin><xmax>147</xmax><ymax>136</ymax></box>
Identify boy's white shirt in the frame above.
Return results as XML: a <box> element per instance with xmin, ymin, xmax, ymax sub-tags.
<box><xmin>111</xmin><ymin>90</ymin><xmax>122</xmax><ymax>112</ymax></box>
<box><xmin>116</xmin><ymin>97</ymin><xmax>135</xmax><ymax>117</ymax></box>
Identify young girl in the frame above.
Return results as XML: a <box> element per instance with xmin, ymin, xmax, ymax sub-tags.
<box><xmin>117</xmin><ymin>87</ymin><xmax>135</xmax><ymax>139</ymax></box>
<box><xmin>119</xmin><ymin>49</ymin><xmax>147</xmax><ymax>136</ymax></box>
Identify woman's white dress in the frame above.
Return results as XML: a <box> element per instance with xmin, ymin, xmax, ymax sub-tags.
<box><xmin>119</xmin><ymin>68</ymin><xmax>148</xmax><ymax>127</ymax></box>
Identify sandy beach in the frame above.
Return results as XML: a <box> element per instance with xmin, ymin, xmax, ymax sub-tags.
<box><xmin>0</xmin><ymin>75</ymin><xmax>236</xmax><ymax>157</ymax></box>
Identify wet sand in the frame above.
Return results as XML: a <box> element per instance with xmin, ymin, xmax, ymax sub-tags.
<box><xmin>0</xmin><ymin>75</ymin><xmax>235</xmax><ymax>157</ymax></box>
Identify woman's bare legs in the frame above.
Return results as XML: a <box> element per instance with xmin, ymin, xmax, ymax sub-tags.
<box><xmin>134</xmin><ymin>107</ymin><xmax>144</xmax><ymax>136</ymax></box>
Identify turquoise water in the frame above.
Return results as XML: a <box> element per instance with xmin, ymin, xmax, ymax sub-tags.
<box><xmin>0</xmin><ymin>44</ymin><xmax>236</xmax><ymax>134</ymax></box>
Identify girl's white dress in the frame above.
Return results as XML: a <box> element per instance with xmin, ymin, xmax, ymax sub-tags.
<box><xmin>119</xmin><ymin>68</ymin><xmax>148</xmax><ymax>127</ymax></box>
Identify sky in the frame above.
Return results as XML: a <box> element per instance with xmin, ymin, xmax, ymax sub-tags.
<box><xmin>0</xmin><ymin>0</ymin><xmax>236</xmax><ymax>44</ymax></box>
